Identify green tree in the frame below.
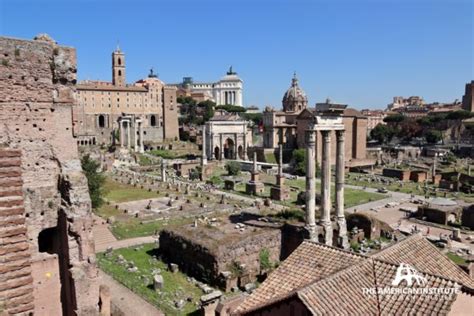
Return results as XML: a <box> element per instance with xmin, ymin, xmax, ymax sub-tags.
<box><xmin>198</xmin><ymin>100</ymin><xmax>216</xmax><ymax>122</ymax></box>
<box><xmin>425</xmin><ymin>130</ymin><xmax>442</xmax><ymax>144</ymax></box>
<box><xmin>225</xmin><ymin>161</ymin><xmax>241</xmax><ymax>176</ymax></box>
<box><xmin>81</xmin><ymin>155</ymin><xmax>105</xmax><ymax>209</ymax></box>
<box><xmin>370</xmin><ymin>124</ymin><xmax>396</xmax><ymax>144</ymax></box>
<box><xmin>293</xmin><ymin>148</ymin><xmax>320</xmax><ymax>176</ymax></box>
<box><xmin>383</xmin><ymin>114</ymin><xmax>405</xmax><ymax>124</ymax></box>
<box><xmin>215</xmin><ymin>104</ymin><xmax>247</xmax><ymax>113</ymax></box>
<box><xmin>446</xmin><ymin>110</ymin><xmax>473</xmax><ymax>120</ymax></box>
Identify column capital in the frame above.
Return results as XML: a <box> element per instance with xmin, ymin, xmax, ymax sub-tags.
<box><xmin>336</xmin><ymin>129</ymin><xmax>345</xmax><ymax>141</ymax></box>
<box><xmin>305</xmin><ymin>130</ymin><xmax>316</xmax><ymax>145</ymax></box>
<box><xmin>321</xmin><ymin>129</ymin><xmax>331</xmax><ymax>142</ymax></box>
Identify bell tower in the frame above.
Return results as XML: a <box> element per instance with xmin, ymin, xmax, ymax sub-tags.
<box><xmin>112</xmin><ymin>46</ymin><xmax>125</xmax><ymax>86</ymax></box>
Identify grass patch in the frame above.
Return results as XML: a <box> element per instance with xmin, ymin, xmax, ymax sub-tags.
<box><xmin>264</xmin><ymin>153</ymin><xmax>277</xmax><ymax>164</ymax></box>
<box><xmin>98</xmin><ymin>244</ymin><xmax>202</xmax><ymax>315</ymax></box>
<box><xmin>103</xmin><ymin>178</ymin><xmax>159</xmax><ymax>203</ymax></box>
<box><xmin>149</xmin><ymin>149</ymin><xmax>188</xmax><ymax>159</ymax></box>
<box><xmin>446</xmin><ymin>252</ymin><xmax>468</xmax><ymax>265</ymax></box>
<box><xmin>111</xmin><ymin>217</ymin><xmax>192</xmax><ymax>240</ymax></box>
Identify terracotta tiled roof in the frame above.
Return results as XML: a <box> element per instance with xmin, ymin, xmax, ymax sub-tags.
<box><xmin>298</xmin><ymin>260</ymin><xmax>379</xmax><ymax>315</ymax></box>
<box><xmin>372</xmin><ymin>233</ymin><xmax>474</xmax><ymax>288</ymax></box>
<box><xmin>234</xmin><ymin>241</ymin><xmax>366</xmax><ymax>313</ymax></box>
<box><xmin>298</xmin><ymin>259</ymin><xmax>463</xmax><ymax>316</ymax></box>
<box><xmin>373</xmin><ymin>260</ymin><xmax>461</xmax><ymax>315</ymax></box>
<box><xmin>235</xmin><ymin>234</ymin><xmax>474</xmax><ymax>315</ymax></box>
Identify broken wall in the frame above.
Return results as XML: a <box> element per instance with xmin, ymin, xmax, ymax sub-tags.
<box><xmin>0</xmin><ymin>35</ymin><xmax>100</xmax><ymax>315</ymax></box>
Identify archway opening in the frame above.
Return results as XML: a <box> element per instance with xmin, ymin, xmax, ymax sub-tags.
<box><xmin>214</xmin><ymin>146</ymin><xmax>220</xmax><ymax>160</ymax></box>
<box><xmin>224</xmin><ymin>138</ymin><xmax>235</xmax><ymax>159</ymax></box>
<box><xmin>150</xmin><ymin>115</ymin><xmax>157</xmax><ymax>127</ymax></box>
<box><xmin>98</xmin><ymin>115</ymin><xmax>105</xmax><ymax>128</ymax></box>
<box><xmin>38</xmin><ymin>227</ymin><xmax>59</xmax><ymax>254</ymax></box>
<box><xmin>238</xmin><ymin>145</ymin><xmax>244</xmax><ymax>160</ymax></box>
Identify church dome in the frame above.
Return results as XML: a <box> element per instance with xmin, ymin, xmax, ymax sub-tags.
<box><xmin>282</xmin><ymin>73</ymin><xmax>308</xmax><ymax>112</ymax></box>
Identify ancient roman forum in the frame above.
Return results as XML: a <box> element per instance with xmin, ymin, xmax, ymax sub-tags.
<box><xmin>1</xmin><ymin>29</ymin><xmax>473</xmax><ymax>316</ymax></box>
<box><xmin>304</xmin><ymin>104</ymin><xmax>349</xmax><ymax>249</ymax></box>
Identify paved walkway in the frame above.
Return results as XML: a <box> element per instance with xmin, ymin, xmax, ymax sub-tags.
<box><xmin>92</xmin><ymin>214</ymin><xmax>157</xmax><ymax>252</ymax></box>
<box><xmin>100</xmin><ymin>271</ymin><xmax>164</xmax><ymax>316</ymax></box>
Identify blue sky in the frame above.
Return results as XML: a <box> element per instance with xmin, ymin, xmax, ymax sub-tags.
<box><xmin>1</xmin><ymin>0</ymin><xmax>472</xmax><ymax>109</ymax></box>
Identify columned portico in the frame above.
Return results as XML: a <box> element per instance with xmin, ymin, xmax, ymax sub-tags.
<box><xmin>119</xmin><ymin>117</ymin><xmax>132</xmax><ymax>149</ymax></box>
<box><xmin>304</xmin><ymin>104</ymin><xmax>349</xmax><ymax>249</ymax></box>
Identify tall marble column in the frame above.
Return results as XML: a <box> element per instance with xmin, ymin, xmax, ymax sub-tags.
<box><xmin>336</xmin><ymin>130</ymin><xmax>348</xmax><ymax>249</ymax></box>
<box><xmin>243</xmin><ymin>132</ymin><xmax>248</xmax><ymax>160</ymax></box>
<box><xmin>320</xmin><ymin>130</ymin><xmax>332</xmax><ymax>245</ymax></box>
<box><xmin>126</xmin><ymin>120</ymin><xmax>131</xmax><ymax>150</ymax></box>
<box><xmin>202</xmin><ymin>125</ymin><xmax>207</xmax><ymax>165</ymax></box>
<box><xmin>120</xmin><ymin>120</ymin><xmax>124</xmax><ymax>147</ymax></box>
<box><xmin>219</xmin><ymin>134</ymin><xmax>224</xmax><ymax>160</ymax></box>
<box><xmin>305</xmin><ymin>129</ymin><xmax>316</xmax><ymax>239</ymax></box>
<box><xmin>134</xmin><ymin>119</ymin><xmax>138</xmax><ymax>151</ymax></box>
<box><xmin>139</xmin><ymin>121</ymin><xmax>144</xmax><ymax>153</ymax></box>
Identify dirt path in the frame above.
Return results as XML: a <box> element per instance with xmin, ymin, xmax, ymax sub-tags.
<box><xmin>99</xmin><ymin>270</ymin><xmax>164</xmax><ymax>316</ymax></box>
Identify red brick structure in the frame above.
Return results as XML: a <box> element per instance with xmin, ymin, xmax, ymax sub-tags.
<box><xmin>0</xmin><ymin>149</ymin><xmax>35</xmax><ymax>315</ymax></box>
<box><xmin>410</xmin><ymin>170</ymin><xmax>428</xmax><ymax>183</ymax></box>
<box><xmin>0</xmin><ymin>34</ymin><xmax>105</xmax><ymax>315</ymax></box>
<box><xmin>382</xmin><ymin>168</ymin><xmax>411</xmax><ymax>181</ymax></box>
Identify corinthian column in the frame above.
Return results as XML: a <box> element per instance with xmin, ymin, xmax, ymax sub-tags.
<box><xmin>320</xmin><ymin>130</ymin><xmax>332</xmax><ymax>245</ymax></box>
<box><xmin>202</xmin><ymin>125</ymin><xmax>207</xmax><ymax>165</ymax></box>
<box><xmin>134</xmin><ymin>119</ymin><xmax>138</xmax><ymax>151</ymax></box>
<box><xmin>120</xmin><ymin>120</ymin><xmax>124</xmax><ymax>147</ymax></box>
<box><xmin>126</xmin><ymin>120</ymin><xmax>131</xmax><ymax>150</ymax></box>
<box><xmin>336</xmin><ymin>130</ymin><xmax>349</xmax><ymax>249</ymax></box>
<box><xmin>139</xmin><ymin>121</ymin><xmax>144</xmax><ymax>153</ymax></box>
<box><xmin>305</xmin><ymin>129</ymin><xmax>316</xmax><ymax>239</ymax></box>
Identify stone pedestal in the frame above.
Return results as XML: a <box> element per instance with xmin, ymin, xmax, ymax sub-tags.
<box><xmin>270</xmin><ymin>184</ymin><xmax>290</xmax><ymax>200</ymax></box>
<box><xmin>246</xmin><ymin>178</ymin><xmax>265</xmax><ymax>195</ymax></box>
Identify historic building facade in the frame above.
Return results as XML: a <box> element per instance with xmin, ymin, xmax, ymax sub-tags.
<box><xmin>262</xmin><ymin>75</ymin><xmax>369</xmax><ymax>166</ymax></box>
<box><xmin>172</xmin><ymin>67</ymin><xmax>243</xmax><ymax>106</ymax></box>
<box><xmin>73</xmin><ymin>48</ymin><xmax>179</xmax><ymax>149</ymax></box>
<box><xmin>203</xmin><ymin>110</ymin><xmax>251</xmax><ymax>160</ymax></box>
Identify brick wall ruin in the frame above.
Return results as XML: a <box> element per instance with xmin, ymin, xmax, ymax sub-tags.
<box><xmin>0</xmin><ymin>149</ymin><xmax>34</xmax><ymax>315</ymax></box>
<box><xmin>159</xmin><ymin>226</ymin><xmax>282</xmax><ymax>291</ymax></box>
<box><xmin>0</xmin><ymin>35</ymin><xmax>100</xmax><ymax>315</ymax></box>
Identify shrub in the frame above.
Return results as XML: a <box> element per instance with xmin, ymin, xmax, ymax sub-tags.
<box><xmin>81</xmin><ymin>154</ymin><xmax>105</xmax><ymax>209</ymax></box>
<box><xmin>225</xmin><ymin>161</ymin><xmax>241</xmax><ymax>176</ymax></box>
<box><xmin>259</xmin><ymin>248</ymin><xmax>272</xmax><ymax>272</ymax></box>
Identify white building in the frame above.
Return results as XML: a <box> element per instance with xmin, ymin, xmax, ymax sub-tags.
<box><xmin>173</xmin><ymin>67</ymin><xmax>243</xmax><ymax>106</ymax></box>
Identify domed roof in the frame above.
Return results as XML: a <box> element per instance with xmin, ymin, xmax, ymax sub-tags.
<box><xmin>282</xmin><ymin>73</ymin><xmax>308</xmax><ymax>112</ymax></box>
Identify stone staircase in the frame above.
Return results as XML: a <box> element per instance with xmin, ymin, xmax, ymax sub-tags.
<box><xmin>92</xmin><ymin>215</ymin><xmax>117</xmax><ymax>252</ymax></box>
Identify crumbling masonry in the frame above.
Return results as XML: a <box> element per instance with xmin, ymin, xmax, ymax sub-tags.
<box><xmin>0</xmin><ymin>35</ymin><xmax>102</xmax><ymax>315</ymax></box>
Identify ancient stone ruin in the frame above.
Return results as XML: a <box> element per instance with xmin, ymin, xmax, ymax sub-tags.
<box><xmin>304</xmin><ymin>104</ymin><xmax>349</xmax><ymax>249</ymax></box>
<box><xmin>0</xmin><ymin>35</ymin><xmax>103</xmax><ymax>314</ymax></box>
